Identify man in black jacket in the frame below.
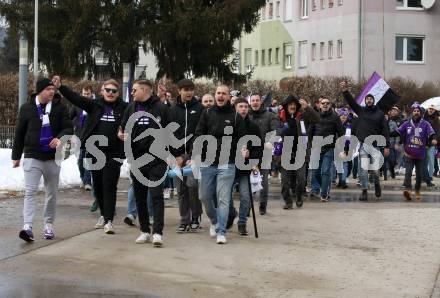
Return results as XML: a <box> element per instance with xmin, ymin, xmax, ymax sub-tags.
<box><xmin>119</xmin><ymin>79</ymin><xmax>171</xmax><ymax>247</ymax></box>
<box><xmin>310</xmin><ymin>98</ymin><xmax>345</xmax><ymax>202</ymax></box>
<box><xmin>194</xmin><ymin>85</ymin><xmax>246</xmax><ymax>244</ymax></box>
<box><xmin>53</xmin><ymin>76</ymin><xmax>127</xmax><ymax>234</ymax></box>
<box><xmin>423</xmin><ymin>105</ymin><xmax>440</xmax><ymax>187</ymax></box>
<box><xmin>12</xmin><ymin>78</ymin><xmax>73</xmax><ymax>242</ymax></box>
<box><xmin>340</xmin><ymin>81</ymin><xmax>390</xmax><ymax>201</ymax></box>
<box><xmin>233</xmin><ymin>97</ymin><xmax>263</xmax><ymax>235</ymax></box>
<box><xmin>69</xmin><ymin>85</ymin><xmax>94</xmax><ymax>191</ymax></box>
<box><xmin>249</xmin><ymin>93</ymin><xmax>281</xmax><ymax>215</ymax></box>
<box><xmin>169</xmin><ymin>79</ymin><xmax>204</xmax><ymax>233</ymax></box>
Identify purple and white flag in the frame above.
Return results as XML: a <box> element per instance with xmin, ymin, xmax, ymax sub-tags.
<box><xmin>356</xmin><ymin>72</ymin><xmax>400</xmax><ymax>111</ymax></box>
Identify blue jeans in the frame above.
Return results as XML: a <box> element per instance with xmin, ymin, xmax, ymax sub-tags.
<box><xmin>78</xmin><ymin>149</ymin><xmax>91</xmax><ymax>185</ymax></box>
<box><xmin>358</xmin><ymin>144</ymin><xmax>380</xmax><ymax>190</ymax></box>
<box><xmin>229</xmin><ymin>174</ymin><xmax>250</xmax><ymax>225</ymax></box>
<box><xmin>127</xmin><ymin>183</ymin><xmax>153</xmax><ymax>218</ymax></box>
<box><xmin>311</xmin><ymin>149</ymin><xmax>334</xmax><ymax>198</ymax></box>
<box><xmin>424</xmin><ymin>146</ymin><xmax>436</xmax><ymax>183</ymax></box>
<box><xmin>199</xmin><ymin>165</ymin><xmax>236</xmax><ymax>236</ymax></box>
<box><xmin>335</xmin><ymin>161</ymin><xmax>349</xmax><ymax>184</ymax></box>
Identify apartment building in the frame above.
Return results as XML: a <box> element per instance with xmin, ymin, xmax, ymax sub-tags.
<box><xmin>240</xmin><ymin>0</ymin><xmax>440</xmax><ymax>83</ymax></box>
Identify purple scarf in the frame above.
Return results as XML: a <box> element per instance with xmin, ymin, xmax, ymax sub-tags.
<box><xmin>36</xmin><ymin>97</ymin><xmax>55</xmax><ymax>152</ymax></box>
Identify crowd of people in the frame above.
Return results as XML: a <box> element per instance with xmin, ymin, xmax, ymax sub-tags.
<box><xmin>11</xmin><ymin>76</ymin><xmax>440</xmax><ymax>246</ymax></box>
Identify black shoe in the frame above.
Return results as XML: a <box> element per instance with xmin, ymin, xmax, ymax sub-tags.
<box><xmin>190</xmin><ymin>218</ymin><xmax>200</xmax><ymax>231</ymax></box>
<box><xmin>320</xmin><ymin>196</ymin><xmax>329</xmax><ymax>203</ymax></box>
<box><xmin>176</xmin><ymin>224</ymin><xmax>189</xmax><ymax>233</ymax></box>
<box><xmin>123</xmin><ymin>215</ymin><xmax>136</xmax><ymax>226</ymax></box>
<box><xmin>427</xmin><ymin>182</ymin><xmax>435</xmax><ymax>187</ymax></box>
<box><xmin>238</xmin><ymin>223</ymin><xmax>248</xmax><ymax>236</ymax></box>
<box><xmin>259</xmin><ymin>203</ymin><xmax>267</xmax><ymax>215</ymax></box>
<box><xmin>226</xmin><ymin>208</ymin><xmax>237</xmax><ymax>230</ymax></box>
<box><xmin>360</xmin><ymin>190</ymin><xmax>368</xmax><ymax>201</ymax></box>
<box><xmin>283</xmin><ymin>202</ymin><xmax>293</xmax><ymax>209</ymax></box>
<box><xmin>374</xmin><ymin>183</ymin><xmax>381</xmax><ymax>198</ymax></box>
<box><xmin>296</xmin><ymin>199</ymin><xmax>303</xmax><ymax>208</ymax></box>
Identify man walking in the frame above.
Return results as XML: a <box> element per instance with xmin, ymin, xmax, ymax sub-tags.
<box><xmin>391</xmin><ymin>103</ymin><xmax>436</xmax><ymax>200</ymax></box>
<box><xmin>12</xmin><ymin>78</ymin><xmax>73</xmax><ymax>242</ymax></box>
<box><xmin>340</xmin><ymin>81</ymin><xmax>390</xmax><ymax>201</ymax></box>
<box><xmin>249</xmin><ymin>93</ymin><xmax>280</xmax><ymax>215</ymax></box>
<box><xmin>423</xmin><ymin>105</ymin><xmax>440</xmax><ymax>187</ymax></box>
<box><xmin>310</xmin><ymin>98</ymin><xmax>345</xmax><ymax>202</ymax></box>
<box><xmin>169</xmin><ymin>79</ymin><xmax>204</xmax><ymax>233</ymax></box>
<box><xmin>194</xmin><ymin>85</ymin><xmax>246</xmax><ymax>244</ymax></box>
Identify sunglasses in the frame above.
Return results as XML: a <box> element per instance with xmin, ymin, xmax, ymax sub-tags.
<box><xmin>321</xmin><ymin>102</ymin><xmax>330</xmax><ymax>105</ymax></box>
<box><xmin>105</xmin><ymin>88</ymin><xmax>118</xmax><ymax>94</ymax></box>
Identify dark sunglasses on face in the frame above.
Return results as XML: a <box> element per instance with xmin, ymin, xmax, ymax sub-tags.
<box><xmin>321</xmin><ymin>102</ymin><xmax>330</xmax><ymax>105</ymax></box>
<box><xmin>105</xmin><ymin>88</ymin><xmax>118</xmax><ymax>94</ymax></box>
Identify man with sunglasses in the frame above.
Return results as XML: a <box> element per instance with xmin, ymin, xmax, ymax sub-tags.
<box><xmin>340</xmin><ymin>81</ymin><xmax>390</xmax><ymax>201</ymax></box>
<box><xmin>53</xmin><ymin>76</ymin><xmax>127</xmax><ymax>233</ymax></box>
<box><xmin>310</xmin><ymin>98</ymin><xmax>345</xmax><ymax>202</ymax></box>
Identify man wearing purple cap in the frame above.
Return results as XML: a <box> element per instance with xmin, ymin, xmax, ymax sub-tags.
<box><xmin>391</xmin><ymin>103</ymin><xmax>437</xmax><ymax>200</ymax></box>
<box><xmin>12</xmin><ymin>78</ymin><xmax>73</xmax><ymax>242</ymax></box>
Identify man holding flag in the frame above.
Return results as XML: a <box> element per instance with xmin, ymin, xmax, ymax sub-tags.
<box><xmin>340</xmin><ymin>80</ymin><xmax>390</xmax><ymax>201</ymax></box>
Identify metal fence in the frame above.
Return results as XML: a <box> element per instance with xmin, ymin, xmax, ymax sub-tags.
<box><xmin>0</xmin><ymin>126</ymin><xmax>15</xmax><ymax>149</ymax></box>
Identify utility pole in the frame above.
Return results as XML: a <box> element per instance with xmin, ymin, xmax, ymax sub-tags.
<box><xmin>19</xmin><ymin>35</ymin><xmax>28</xmax><ymax>107</ymax></box>
<box><xmin>33</xmin><ymin>0</ymin><xmax>39</xmax><ymax>84</ymax></box>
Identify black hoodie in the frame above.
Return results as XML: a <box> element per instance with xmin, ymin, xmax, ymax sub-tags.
<box><xmin>169</xmin><ymin>96</ymin><xmax>204</xmax><ymax>158</ymax></box>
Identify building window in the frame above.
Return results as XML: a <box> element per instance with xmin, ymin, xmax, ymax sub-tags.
<box><xmin>299</xmin><ymin>41</ymin><xmax>308</xmax><ymax>68</ymax></box>
<box><xmin>328</xmin><ymin>40</ymin><xmax>333</xmax><ymax>59</ymax></box>
<box><xmin>275</xmin><ymin>47</ymin><xmax>280</xmax><ymax>64</ymax></box>
<box><xmin>301</xmin><ymin>0</ymin><xmax>309</xmax><ymax>18</ymax></box>
<box><xmin>338</xmin><ymin>0</ymin><xmax>343</xmax><ymax>5</ymax></box>
<box><xmin>244</xmin><ymin>48</ymin><xmax>252</xmax><ymax>71</ymax></box>
<box><xmin>276</xmin><ymin>1</ymin><xmax>281</xmax><ymax>17</ymax></box>
<box><xmin>337</xmin><ymin>39</ymin><xmax>343</xmax><ymax>58</ymax></box>
<box><xmin>311</xmin><ymin>43</ymin><xmax>317</xmax><ymax>61</ymax></box>
<box><xmin>321</xmin><ymin>0</ymin><xmax>326</xmax><ymax>9</ymax></box>
<box><xmin>396</xmin><ymin>0</ymin><xmax>423</xmax><ymax>9</ymax></box>
<box><xmin>284</xmin><ymin>43</ymin><xmax>293</xmax><ymax>69</ymax></box>
<box><xmin>329</xmin><ymin>0</ymin><xmax>334</xmax><ymax>8</ymax></box>
<box><xmin>269</xmin><ymin>2</ymin><xmax>273</xmax><ymax>19</ymax></box>
<box><xmin>320</xmin><ymin>42</ymin><xmax>325</xmax><ymax>59</ymax></box>
<box><xmin>261</xmin><ymin>7</ymin><xmax>266</xmax><ymax>20</ymax></box>
<box><xmin>285</xmin><ymin>0</ymin><xmax>293</xmax><ymax>21</ymax></box>
<box><xmin>262</xmin><ymin>49</ymin><xmax>266</xmax><ymax>65</ymax></box>
<box><xmin>395</xmin><ymin>36</ymin><xmax>425</xmax><ymax>63</ymax></box>
<box><xmin>255</xmin><ymin>50</ymin><xmax>259</xmax><ymax>66</ymax></box>
<box><xmin>312</xmin><ymin>0</ymin><xmax>317</xmax><ymax>10</ymax></box>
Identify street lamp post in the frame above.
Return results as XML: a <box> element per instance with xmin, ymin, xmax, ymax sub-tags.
<box><xmin>33</xmin><ymin>0</ymin><xmax>39</xmax><ymax>84</ymax></box>
<box><xmin>19</xmin><ymin>35</ymin><xmax>28</xmax><ymax>107</ymax></box>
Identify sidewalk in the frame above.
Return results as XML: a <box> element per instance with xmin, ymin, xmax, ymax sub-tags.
<box><xmin>1</xmin><ymin>177</ymin><xmax>440</xmax><ymax>297</ymax></box>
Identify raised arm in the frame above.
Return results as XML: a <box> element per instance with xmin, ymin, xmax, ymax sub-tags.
<box><xmin>340</xmin><ymin>81</ymin><xmax>362</xmax><ymax>115</ymax></box>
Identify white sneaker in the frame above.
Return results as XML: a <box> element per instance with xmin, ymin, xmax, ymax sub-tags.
<box><xmin>152</xmin><ymin>233</ymin><xmax>163</xmax><ymax>247</ymax></box>
<box><xmin>104</xmin><ymin>221</ymin><xmax>114</xmax><ymax>234</ymax></box>
<box><xmin>94</xmin><ymin>216</ymin><xmax>105</xmax><ymax>229</ymax></box>
<box><xmin>209</xmin><ymin>224</ymin><xmax>217</xmax><ymax>237</ymax></box>
<box><xmin>163</xmin><ymin>188</ymin><xmax>171</xmax><ymax>199</ymax></box>
<box><xmin>135</xmin><ymin>232</ymin><xmax>150</xmax><ymax>244</ymax></box>
<box><xmin>216</xmin><ymin>234</ymin><xmax>227</xmax><ymax>244</ymax></box>
<box><xmin>84</xmin><ymin>184</ymin><xmax>92</xmax><ymax>191</ymax></box>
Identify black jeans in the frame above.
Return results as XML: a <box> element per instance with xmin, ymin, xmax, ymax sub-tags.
<box><xmin>404</xmin><ymin>156</ymin><xmax>423</xmax><ymax>191</ymax></box>
<box><xmin>91</xmin><ymin>158</ymin><xmax>121</xmax><ymax>223</ymax></box>
<box><xmin>131</xmin><ymin>162</ymin><xmax>167</xmax><ymax>235</ymax></box>
<box><xmin>281</xmin><ymin>164</ymin><xmax>307</xmax><ymax>204</ymax></box>
<box><xmin>176</xmin><ymin>174</ymin><xmax>203</xmax><ymax>225</ymax></box>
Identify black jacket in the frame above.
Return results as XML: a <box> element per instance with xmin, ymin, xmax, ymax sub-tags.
<box><xmin>194</xmin><ymin>101</ymin><xmax>246</xmax><ymax>165</ymax></box>
<box><xmin>12</xmin><ymin>94</ymin><xmax>73</xmax><ymax>161</ymax></box>
<box><xmin>169</xmin><ymin>96</ymin><xmax>204</xmax><ymax>158</ymax></box>
<box><xmin>249</xmin><ymin>107</ymin><xmax>281</xmax><ymax>140</ymax></box>
<box><xmin>237</xmin><ymin>115</ymin><xmax>264</xmax><ymax>175</ymax></box>
<box><xmin>343</xmin><ymin>91</ymin><xmax>390</xmax><ymax>147</ymax></box>
<box><xmin>58</xmin><ymin>85</ymin><xmax>127</xmax><ymax>159</ymax></box>
<box><xmin>310</xmin><ymin>110</ymin><xmax>345</xmax><ymax>154</ymax></box>
<box><xmin>120</xmin><ymin>96</ymin><xmax>171</xmax><ymax>162</ymax></box>
<box><xmin>69</xmin><ymin>106</ymin><xmax>88</xmax><ymax>138</ymax></box>
<box><xmin>424</xmin><ymin>111</ymin><xmax>440</xmax><ymax>143</ymax></box>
